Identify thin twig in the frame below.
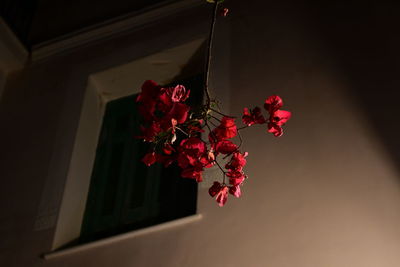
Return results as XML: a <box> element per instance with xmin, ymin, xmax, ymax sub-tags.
<box><xmin>210</xmin><ymin>108</ymin><xmax>236</xmax><ymax>118</ymax></box>
<box><xmin>208</xmin><ymin>119</ymin><xmax>218</xmax><ymax>128</ymax></box>
<box><xmin>204</xmin><ymin>1</ymin><xmax>220</xmax><ymax>109</ymax></box>
<box><xmin>236</xmin><ymin>130</ymin><xmax>243</xmax><ymax>149</ymax></box>
<box><xmin>213</xmin><ymin>159</ymin><xmax>227</xmax><ymax>174</ymax></box>
<box><xmin>209</xmin><ymin>114</ymin><xmax>222</xmax><ymax>122</ymax></box>
<box><xmin>205</xmin><ymin>121</ymin><xmax>218</xmax><ymax>144</ymax></box>
<box><xmin>175</xmin><ymin>126</ymin><xmax>189</xmax><ymax>136</ymax></box>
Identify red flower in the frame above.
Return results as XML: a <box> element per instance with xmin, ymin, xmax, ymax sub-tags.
<box><xmin>209</xmin><ymin>181</ymin><xmax>222</xmax><ymax>197</ymax></box>
<box><xmin>264</xmin><ymin>95</ymin><xmax>291</xmax><ymax>137</ymax></box>
<box><xmin>177</xmin><ymin>137</ymin><xmax>207</xmax><ymax>178</ymax></box>
<box><xmin>142</xmin><ymin>152</ymin><xmax>157</xmax><ymax>166</ymax></box>
<box><xmin>157</xmin><ymin>89</ymin><xmax>173</xmax><ymax>114</ymax></box>
<box><xmin>221</xmin><ymin>7</ymin><xmax>229</xmax><ymax>17</ymax></box>
<box><xmin>167</xmin><ymin>84</ymin><xmax>190</xmax><ymax>102</ymax></box>
<box><xmin>215</xmin><ymin>140</ymin><xmax>237</xmax><ymax>154</ymax></box>
<box><xmin>210</xmin><ymin>116</ymin><xmax>237</xmax><ymax>141</ymax></box>
<box><xmin>181</xmin><ymin>165</ymin><xmax>203</xmax><ymax>182</ymax></box>
<box><xmin>177</xmin><ymin>153</ymin><xmax>196</xmax><ymax>169</ymax></box>
<box><xmin>264</xmin><ymin>95</ymin><xmax>283</xmax><ymax>113</ymax></box>
<box><xmin>226</xmin><ymin>170</ymin><xmax>246</xmax><ymax>186</ymax></box>
<box><xmin>155</xmin><ymin>154</ymin><xmax>175</xmax><ymax>167</ymax></box>
<box><xmin>136</xmin><ymin>80</ymin><xmax>161</xmax><ymax>103</ymax></box>
<box><xmin>229</xmin><ymin>185</ymin><xmax>241</xmax><ymax>198</ymax></box>
<box><xmin>225</xmin><ymin>151</ymin><xmax>248</xmax><ymax>171</ymax></box>
<box><xmin>200</xmin><ymin>151</ymin><xmax>215</xmax><ymax>168</ymax></box>
<box><xmin>162</xmin><ymin>144</ymin><xmax>175</xmax><ymax>155</ymax></box>
<box><xmin>136</xmin><ymin>80</ymin><xmax>163</xmax><ymax>121</ymax></box>
<box><xmin>209</xmin><ymin>182</ymin><xmax>229</xmax><ymax>207</ymax></box>
<box><xmin>270</xmin><ymin>109</ymin><xmax>291</xmax><ymax>126</ymax></box>
<box><xmin>179</xmin><ymin>137</ymin><xmax>206</xmax><ymax>156</ymax></box>
<box><xmin>267</xmin><ymin>109</ymin><xmax>291</xmax><ymax>137</ymax></box>
<box><xmin>139</xmin><ymin>122</ymin><xmax>161</xmax><ymax>142</ymax></box>
<box><xmin>137</xmin><ymin>81</ymin><xmax>190</xmax><ymax>126</ymax></box>
<box><xmin>242</xmin><ymin>107</ymin><xmax>266</xmax><ymax>126</ymax></box>
<box><xmin>165</xmin><ymin>102</ymin><xmax>190</xmax><ymax>124</ymax></box>
<box><xmin>216</xmin><ymin>186</ymin><xmax>229</xmax><ymax>207</ymax></box>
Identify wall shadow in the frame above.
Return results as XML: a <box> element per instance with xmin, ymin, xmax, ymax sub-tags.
<box><xmin>304</xmin><ymin>2</ymin><xmax>400</xmax><ymax>178</ymax></box>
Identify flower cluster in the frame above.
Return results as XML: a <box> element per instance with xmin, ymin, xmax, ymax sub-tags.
<box><xmin>136</xmin><ymin>80</ymin><xmax>291</xmax><ymax>207</ymax></box>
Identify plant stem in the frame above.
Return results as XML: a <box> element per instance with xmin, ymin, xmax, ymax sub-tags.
<box><xmin>175</xmin><ymin>126</ymin><xmax>189</xmax><ymax>136</ymax></box>
<box><xmin>210</xmin><ymin>114</ymin><xmax>222</xmax><ymax>122</ymax></box>
<box><xmin>210</xmin><ymin>108</ymin><xmax>236</xmax><ymax>118</ymax></box>
<box><xmin>204</xmin><ymin>1</ymin><xmax>220</xmax><ymax>109</ymax></box>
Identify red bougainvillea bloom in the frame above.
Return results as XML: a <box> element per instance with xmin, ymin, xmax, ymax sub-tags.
<box><xmin>267</xmin><ymin>122</ymin><xmax>283</xmax><ymax>137</ymax></box>
<box><xmin>155</xmin><ymin>154</ymin><xmax>175</xmax><ymax>167</ymax></box>
<box><xmin>270</xmin><ymin>110</ymin><xmax>291</xmax><ymax>126</ymax></box>
<box><xmin>142</xmin><ymin>152</ymin><xmax>157</xmax><ymax>166</ymax></box>
<box><xmin>181</xmin><ymin>164</ymin><xmax>203</xmax><ymax>182</ymax></box>
<box><xmin>136</xmin><ymin>80</ymin><xmax>161</xmax><ymax>121</ymax></box>
<box><xmin>210</xmin><ymin>116</ymin><xmax>237</xmax><ymax>141</ymax></box>
<box><xmin>139</xmin><ymin>122</ymin><xmax>161</xmax><ymax>142</ymax></box>
<box><xmin>180</xmin><ymin>137</ymin><xmax>206</xmax><ymax>156</ymax></box>
<box><xmin>209</xmin><ymin>181</ymin><xmax>222</xmax><ymax>197</ymax></box>
<box><xmin>216</xmin><ymin>186</ymin><xmax>229</xmax><ymax>206</ymax></box>
<box><xmin>226</xmin><ymin>151</ymin><xmax>248</xmax><ymax>171</ymax></box>
<box><xmin>164</xmin><ymin>102</ymin><xmax>190</xmax><ymax>125</ymax></box>
<box><xmin>267</xmin><ymin>109</ymin><xmax>291</xmax><ymax>137</ymax></box>
<box><xmin>221</xmin><ymin>7</ymin><xmax>229</xmax><ymax>17</ymax></box>
<box><xmin>162</xmin><ymin>144</ymin><xmax>175</xmax><ymax>155</ymax></box>
<box><xmin>215</xmin><ymin>140</ymin><xmax>238</xmax><ymax>154</ymax></box>
<box><xmin>264</xmin><ymin>95</ymin><xmax>291</xmax><ymax>137</ymax></box>
<box><xmin>136</xmin><ymin>78</ymin><xmax>291</xmax><ymax>207</ymax></box>
<box><xmin>209</xmin><ymin>182</ymin><xmax>229</xmax><ymax>207</ymax></box>
<box><xmin>199</xmin><ymin>151</ymin><xmax>215</xmax><ymax>168</ymax></box>
<box><xmin>167</xmin><ymin>85</ymin><xmax>190</xmax><ymax>102</ymax></box>
<box><xmin>137</xmin><ymin>80</ymin><xmax>191</xmax><ymax>140</ymax></box>
<box><xmin>264</xmin><ymin>95</ymin><xmax>283</xmax><ymax>113</ymax></box>
<box><xmin>242</xmin><ymin>107</ymin><xmax>266</xmax><ymax>126</ymax></box>
<box><xmin>177</xmin><ymin>152</ymin><xmax>195</xmax><ymax>169</ymax></box>
<box><xmin>177</xmin><ymin>137</ymin><xmax>207</xmax><ymax>182</ymax></box>
<box><xmin>226</xmin><ymin>170</ymin><xmax>246</xmax><ymax>186</ymax></box>
<box><xmin>136</xmin><ymin>80</ymin><xmax>160</xmax><ymax>103</ymax></box>
<box><xmin>229</xmin><ymin>185</ymin><xmax>241</xmax><ymax>198</ymax></box>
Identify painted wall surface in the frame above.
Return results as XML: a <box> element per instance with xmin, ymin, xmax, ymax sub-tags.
<box><xmin>1</xmin><ymin>1</ymin><xmax>400</xmax><ymax>267</ymax></box>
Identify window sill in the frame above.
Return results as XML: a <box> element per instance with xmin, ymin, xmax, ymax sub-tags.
<box><xmin>43</xmin><ymin>214</ymin><xmax>202</xmax><ymax>260</ymax></box>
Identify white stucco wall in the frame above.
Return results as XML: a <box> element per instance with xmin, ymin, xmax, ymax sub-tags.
<box><xmin>1</xmin><ymin>1</ymin><xmax>400</xmax><ymax>267</ymax></box>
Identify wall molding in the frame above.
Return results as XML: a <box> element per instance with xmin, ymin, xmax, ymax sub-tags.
<box><xmin>0</xmin><ymin>17</ymin><xmax>28</xmax><ymax>99</ymax></box>
<box><xmin>50</xmin><ymin>38</ymin><xmax>205</xmax><ymax>250</ymax></box>
<box><xmin>0</xmin><ymin>17</ymin><xmax>28</xmax><ymax>70</ymax></box>
<box><xmin>31</xmin><ymin>0</ymin><xmax>205</xmax><ymax>62</ymax></box>
<box><xmin>44</xmin><ymin>214</ymin><xmax>202</xmax><ymax>260</ymax></box>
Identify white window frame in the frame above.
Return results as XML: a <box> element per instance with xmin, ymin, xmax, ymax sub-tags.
<box><xmin>51</xmin><ymin>38</ymin><xmax>206</xmax><ymax>250</ymax></box>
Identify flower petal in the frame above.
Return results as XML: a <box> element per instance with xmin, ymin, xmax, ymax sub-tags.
<box><xmin>271</xmin><ymin>109</ymin><xmax>291</xmax><ymax>126</ymax></box>
<box><xmin>229</xmin><ymin>185</ymin><xmax>241</xmax><ymax>198</ymax></box>
<box><xmin>216</xmin><ymin>186</ymin><xmax>229</xmax><ymax>207</ymax></box>
<box><xmin>215</xmin><ymin>140</ymin><xmax>238</xmax><ymax>154</ymax></box>
<box><xmin>264</xmin><ymin>95</ymin><xmax>283</xmax><ymax>113</ymax></box>
<box><xmin>209</xmin><ymin>181</ymin><xmax>222</xmax><ymax>197</ymax></box>
<box><xmin>142</xmin><ymin>152</ymin><xmax>157</xmax><ymax>166</ymax></box>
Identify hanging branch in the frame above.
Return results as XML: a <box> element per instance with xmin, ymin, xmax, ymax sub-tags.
<box><xmin>135</xmin><ymin>0</ymin><xmax>292</xmax><ymax>207</ymax></box>
<box><xmin>204</xmin><ymin>1</ymin><xmax>220</xmax><ymax>109</ymax></box>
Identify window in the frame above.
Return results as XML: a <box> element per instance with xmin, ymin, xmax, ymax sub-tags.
<box><xmin>80</xmin><ymin>74</ymin><xmax>203</xmax><ymax>243</ymax></box>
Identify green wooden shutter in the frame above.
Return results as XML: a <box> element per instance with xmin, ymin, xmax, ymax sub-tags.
<box><xmin>80</xmin><ymin>94</ymin><xmax>158</xmax><ymax>241</ymax></box>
